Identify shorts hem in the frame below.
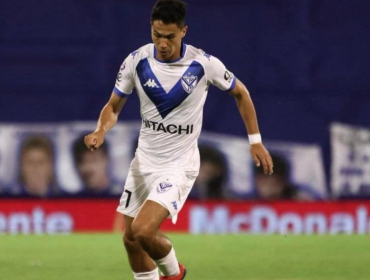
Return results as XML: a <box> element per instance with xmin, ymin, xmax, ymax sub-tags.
<box><xmin>116</xmin><ymin>208</ymin><xmax>136</xmax><ymax>219</ymax></box>
<box><xmin>146</xmin><ymin>198</ymin><xmax>176</xmax><ymax>219</ymax></box>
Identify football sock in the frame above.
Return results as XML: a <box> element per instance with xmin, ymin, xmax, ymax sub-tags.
<box><xmin>133</xmin><ymin>267</ymin><xmax>159</xmax><ymax>280</ymax></box>
<box><xmin>155</xmin><ymin>246</ymin><xmax>180</xmax><ymax>276</ymax></box>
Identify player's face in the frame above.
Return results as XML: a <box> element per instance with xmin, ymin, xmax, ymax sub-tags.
<box><xmin>151</xmin><ymin>20</ymin><xmax>187</xmax><ymax>61</ymax></box>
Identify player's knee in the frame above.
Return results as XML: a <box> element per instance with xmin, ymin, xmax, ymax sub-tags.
<box><xmin>123</xmin><ymin>231</ymin><xmax>134</xmax><ymax>244</ymax></box>
<box><xmin>131</xmin><ymin>221</ymin><xmax>155</xmax><ymax>247</ymax></box>
<box><xmin>123</xmin><ymin>233</ymin><xmax>138</xmax><ymax>253</ymax></box>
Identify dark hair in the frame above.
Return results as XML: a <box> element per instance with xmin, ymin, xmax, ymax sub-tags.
<box><xmin>255</xmin><ymin>153</ymin><xmax>289</xmax><ymax>178</ymax></box>
<box><xmin>19</xmin><ymin>135</ymin><xmax>56</xmax><ymax>188</ymax></box>
<box><xmin>151</xmin><ymin>0</ymin><xmax>187</xmax><ymax>27</ymax></box>
<box><xmin>199</xmin><ymin>144</ymin><xmax>228</xmax><ymax>198</ymax></box>
<box><xmin>254</xmin><ymin>153</ymin><xmax>299</xmax><ymax>200</ymax></box>
<box><xmin>21</xmin><ymin>135</ymin><xmax>54</xmax><ymax>161</ymax></box>
<box><xmin>72</xmin><ymin>135</ymin><xmax>108</xmax><ymax>165</ymax></box>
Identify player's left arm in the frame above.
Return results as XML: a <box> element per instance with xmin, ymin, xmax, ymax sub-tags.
<box><xmin>229</xmin><ymin>79</ymin><xmax>273</xmax><ymax>175</ymax></box>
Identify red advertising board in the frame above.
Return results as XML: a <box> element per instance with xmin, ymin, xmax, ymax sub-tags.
<box><xmin>1</xmin><ymin>199</ymin><xmax>370</xmax><ymax>234</ymax></box>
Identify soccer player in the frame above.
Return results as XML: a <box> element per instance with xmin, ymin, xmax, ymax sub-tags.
<box><xmin>84</xmin><ymin>0</ymin><xmax>273</xmax><ymax>279</ymax></box>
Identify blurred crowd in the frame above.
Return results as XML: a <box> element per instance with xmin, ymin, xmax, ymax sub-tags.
<box><xmin>0</xmin><ymin>134</ymin><xmax>121</xmax><ymax>198</ymax></box>
<box><xmin>0</xmin><ymin>133</ymin><xmax>326</xmax><ymax>201</ymax></box>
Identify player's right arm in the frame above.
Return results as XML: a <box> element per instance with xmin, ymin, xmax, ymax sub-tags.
<box><xmin>85</xmin><ymin>51</ymin><xmax>136</xmax><ymax>151</ymax></box>
<box><xmin>84</xmin><ymin>93</ymin><xmax>127</xmax><ymax>151</ymax></box>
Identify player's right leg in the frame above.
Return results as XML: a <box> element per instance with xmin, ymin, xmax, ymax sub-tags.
<box><xmin>118</xmin><ymin>169</ymin><xmax>160</xmax><ymax>279</ymax></box>
<box><xmin>131</xmin><ymin>200</ymin><xmax>186</xmax><ymax>280</ymax></box>
<box><xmin>123</xmin><ymin>214</ymin><xmax>158</xmax><ymax>279</ymax></box>
<box><xmin>117</xmin><ymin>169</ymin><xmax>195</xmax><ymax>280</ymax></box>
<box><xmin>130</xmin><ymin>170</ymin><xmax>197</xmax><ymax>280</ymax></box>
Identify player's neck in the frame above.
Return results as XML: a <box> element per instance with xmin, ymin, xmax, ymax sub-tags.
<box><xmin>154</xmin><ymin>43</ymin><xmax>185</xmax><ymax>63</ymax></box>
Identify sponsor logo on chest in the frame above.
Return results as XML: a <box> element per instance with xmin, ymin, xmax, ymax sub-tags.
<box><xmin>142</xmin><ymin>119</ymin><xmax>194</xmax><ymax>135</ymax></box>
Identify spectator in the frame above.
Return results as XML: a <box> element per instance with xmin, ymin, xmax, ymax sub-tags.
<box><xmin>10</xmin><ymin>135</ymin><xmax>60</xmax><ymax>197</ymax></box>
<box><xmin>189</xmin><ymin>144</ymin><xmax>228</xmax><ymax>200</ymax></box>
<box><xmin>249</xmin><ymin>153</ymin><xmax>320</xmax><ymax>200</ymax></box>
<box><xmin>72</xmin><ymin>135</ymin><xmax>122</xmax><ymax>197</ymax></box>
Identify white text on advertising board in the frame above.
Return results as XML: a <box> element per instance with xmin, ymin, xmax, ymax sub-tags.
<box><xmin>190</xmin><ymin>206</ymin><xmax>370</xmax><ymax>234</ymax></box>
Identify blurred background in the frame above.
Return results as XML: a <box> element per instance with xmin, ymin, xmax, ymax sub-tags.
<box><xmin>1</xmin><ymin>0</ymin><xmax>370</xmax><ymax>235</ymax></box>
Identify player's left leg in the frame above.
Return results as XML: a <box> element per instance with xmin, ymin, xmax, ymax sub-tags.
<box><xmin>132</xmin><ymin>200</ymin><xmax>186</xmax><ymax>279</ymax></box>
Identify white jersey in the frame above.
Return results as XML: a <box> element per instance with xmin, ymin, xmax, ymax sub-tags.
<box><xmin>114</xmin><ymin>43</ymin><xmax>236</xmax><ymax>172</ymax></box>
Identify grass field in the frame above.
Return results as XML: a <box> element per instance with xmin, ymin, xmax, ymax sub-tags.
<box><xmin>1</xmin><ymin>234</ymin><xmax>370</xmax><ymax>280</ymax></box>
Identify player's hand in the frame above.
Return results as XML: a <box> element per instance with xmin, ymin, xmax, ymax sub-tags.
<box><xmin>250</xmin><ymin>143</ymin><xmax>273</xmax><ymax>175</ymax></box>
<box><xmin>84</xmin><ymin>130</ymin><xmax>105</xmax><ymax>151</ymax></box>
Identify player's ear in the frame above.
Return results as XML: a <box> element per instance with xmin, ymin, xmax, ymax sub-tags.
<box><xmin>181</xmin><ymin>25</ymin><xmax>188</xmax><ymax>38</ymax></box>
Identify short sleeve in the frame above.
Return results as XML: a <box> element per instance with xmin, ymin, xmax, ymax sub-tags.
<box><xmin>113</xmin><ymin>54</ymin><xmax>135</xmax><ymax>98</ymax></box>
<box><xmin>206</xmin><ymin>56</ymin><xmax>236</xmax><ymax>91</ymax></box>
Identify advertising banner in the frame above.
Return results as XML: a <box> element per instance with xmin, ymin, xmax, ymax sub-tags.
<box><xmin>331</xmin><ymin>123</ymin><xmax>370</xmax><ymax>198</ymax></box>
<box><xmin>1</xmin><ymin>199</ymin><xmax>369</xmax><ymax>235</ymax></box>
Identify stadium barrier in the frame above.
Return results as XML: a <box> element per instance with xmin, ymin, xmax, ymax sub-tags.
<box><xmin>0</xmin><ymin>199</ymin><xmax>369</xmax><ymax>235</ymax></box>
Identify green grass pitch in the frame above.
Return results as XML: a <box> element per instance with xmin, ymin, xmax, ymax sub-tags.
<box><xmin>1</xmin><ymin>234</ymin><xmax>370</xmax><ymax>280</ymax></box>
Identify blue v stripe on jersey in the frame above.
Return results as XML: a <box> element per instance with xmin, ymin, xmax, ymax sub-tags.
<box><xmin>136</xmin><ymin>58</ymin><xmax>205</xmax><ymax>119</ymax></box>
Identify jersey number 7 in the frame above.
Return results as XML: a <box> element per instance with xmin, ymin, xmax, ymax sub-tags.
<box><xmin>124</xmin><ymin>190</ymin><xmax>132</xmax><ymax>208</ymax></box>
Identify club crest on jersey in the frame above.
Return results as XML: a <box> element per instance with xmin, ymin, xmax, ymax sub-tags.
<box><xmin>157</xmin><ymin>181</ymin><xmax>173</xmax><ymax>193</ymax></box>
<box><xmin>181</xmin><ymin>72</ymin><xmax>198</xmax><ymax>94</ymax></box>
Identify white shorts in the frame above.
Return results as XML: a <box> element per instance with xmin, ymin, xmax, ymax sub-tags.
<box><xmin>116</xmin><ymin>168</ymin><xmax>198</xmax><ymax>224</ymax></box>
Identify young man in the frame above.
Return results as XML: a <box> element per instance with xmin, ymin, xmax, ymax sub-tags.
<box><xmin>84</xmin><ymin>0</ymin><xmax>273</xmax><ymax>279</ymax></box>
<box><xmin>72</xmin><ymin>136</ymin><xmax>122</xmax><ymax>197</ymax></box>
